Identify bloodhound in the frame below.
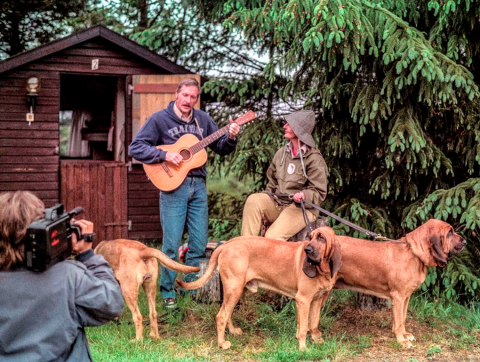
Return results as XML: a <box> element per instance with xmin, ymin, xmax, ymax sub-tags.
<box><xmin>318</xmin><ymin>219</ymin><xmax>466</xmax><ymax>348</ymax></box>
<box><xmin>95</xmin><ymin>239</ymin><xmax>200</xmax><ymax>340</ymax></box>
<box><xmin>177</xmin><ymin>227</ymin><xmax>342</xmax><ymax>351</ymax></box>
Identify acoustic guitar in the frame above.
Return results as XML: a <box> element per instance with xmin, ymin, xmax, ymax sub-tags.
<box><xmin>143</xmin><ymin>110</ymin><xmax>256</xmax><ymax>191</ymax></box>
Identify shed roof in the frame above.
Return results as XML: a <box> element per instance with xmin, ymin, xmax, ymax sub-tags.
<box><xmin>0</xmin><ymin>25</ymin><xmax>192</xmax><ymax>75</ymax></box>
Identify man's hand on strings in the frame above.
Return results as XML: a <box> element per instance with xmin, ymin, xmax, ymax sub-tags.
<box><xmin>166</xmin><ymin>152</ymin><xmax>183</xmax><ymax>166</ymax></box>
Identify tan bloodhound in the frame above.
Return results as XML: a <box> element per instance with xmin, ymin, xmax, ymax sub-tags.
<box><xmin>318</xmin><ymin>219</ymin><xmax>466</xmax><ymax>348</ymax></box>
<box><xmin>177</xmin><ymin>227</ymin><xmax>342</xmax><ymax>351</ymax></box>
<box><xmin>95</xmin><ymin>239</ymin><xmax>200</xmax><ymax>340</ymax></box>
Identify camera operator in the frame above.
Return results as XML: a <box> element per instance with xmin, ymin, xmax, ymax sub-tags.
<box><xmin>0</xmin><ymin>191</ymin><xmax>124</xmax><ymax>361</ymax></box>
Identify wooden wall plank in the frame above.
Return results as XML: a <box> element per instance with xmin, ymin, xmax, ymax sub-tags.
<box><xmin>97</xmin><ymin>164</ymin><xmax>106</xmax><ymax>242</ymax></box>
<box><xmin>0</xmin><ymin>130</ymin><xmax>58</xmax><ymax>139</ymax></box>
<box><xmin>2</xmin><ymin>164</ymin><xmax>58</xmax><ymax>173</ymax></box>
<box><xmin>0</xmin><ymin>156</ymin><xmax>58</xmax><ymax>164</ymax></box>
<box><xmin>129</xmin><ymin>206</ymin><xmax>159</xmax><ymax>215</ymax></box>
<box><xmin>104</xmin><ymin>166</ymin><xmax>113</xmax><ymax>240</ymax></box>
<box><xmin>0</xmin><ymin>147</ymin><xmax>58</xmax><ymax>156</ymax></box>
<box><xmin>0</xmin><ymin>121</ymin><xmax>59</xmax><ymax>130</ymax></box>
<box><xmin>90</xmin><ymin>164</ymin><xmax>99</xmax><ymax>239</ymax></box>
<box><xmin>0</xmin><ymin>181</ymin><xmax>56</xmax><ymax>190</ymax></box>
<box><xmin>0</xmin><ymin>173</ymin><xmax>57</xmax><ymax>182</ymax></box>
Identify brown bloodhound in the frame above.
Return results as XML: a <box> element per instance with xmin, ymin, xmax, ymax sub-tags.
<box><xmin>177</xmin><ymin>227</ymin><xmax>342</xmax><ymax>351</ymax></box>
<box><xmin>318</xmin><ymin>219</ymin><xmax>466</xmax><ymax>348</ymax></box>
<box><xmin>95</xmin><ymin>239</ymin><xmax>200</xmax><ymax>340</ymax></box>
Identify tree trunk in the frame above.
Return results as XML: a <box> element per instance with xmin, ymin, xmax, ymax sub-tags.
<box><xmin>194</xmin><ymin>258</ymin><xmax>222</xmax><ymax>303</ymax></box>
<box><xmin>356</xmin><ymin>293</ymin><xmax>391</xmax><ymax>311</ymax></box>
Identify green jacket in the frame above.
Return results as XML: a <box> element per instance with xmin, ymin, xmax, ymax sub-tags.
<box><xmin>264</xmin><ymin>145</ymin><xmax>328</xmax><ymax>216</ymax></box>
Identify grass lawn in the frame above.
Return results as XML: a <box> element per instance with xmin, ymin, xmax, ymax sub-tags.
<box><xmin>87</xmin><ymin>289</ymin><xmax>480</xmax><ymax>362</ymax></box>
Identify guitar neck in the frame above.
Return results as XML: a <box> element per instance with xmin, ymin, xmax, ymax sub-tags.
<box><xmin>190</xmin><ymin>124</ymin><xmax>231</xmax><ymax>155</ymax></box>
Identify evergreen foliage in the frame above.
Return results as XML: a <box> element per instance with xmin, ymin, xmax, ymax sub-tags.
<box><xmin>191</xmin><ymin>0</ymin><xmax>480</xmax><ymax>303</ymax></box>
<box><xmin>0</xmin><ymin>0</ymin><xmax>86</xmax><ymax>58</ymax></box>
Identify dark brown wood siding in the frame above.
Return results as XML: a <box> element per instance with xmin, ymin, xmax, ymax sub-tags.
<box><xmin>127</xmin><ymin>166</ymin><xmax>162</xmax><ymax>240</ymax></box>
<box><xmin>0</xmin><ymin>69</ymin><xmax>61</xmax><ymax>206</ymax></box>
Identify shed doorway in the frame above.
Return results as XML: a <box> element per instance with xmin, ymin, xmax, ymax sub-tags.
<box><xmin>59</xmin><ymin>74</ymin><xmax>128</xmax><ymax>243</ymax></box>
<box><xmin>59</xmin><ymin>74</ymin><xmax>126</xmax><ymax>161</ymax></box>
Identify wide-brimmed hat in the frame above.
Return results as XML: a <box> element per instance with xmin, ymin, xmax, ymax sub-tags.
<box><xmin>283</xmin><ymin>110</ymin><xmax>316</xmax><ymax>148</ymax></box>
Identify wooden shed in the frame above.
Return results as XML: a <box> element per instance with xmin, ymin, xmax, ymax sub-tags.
<box><xmin>0</xmin><ymin>25</ymin><xmax>201</xmax><ymax>243</ymax></box>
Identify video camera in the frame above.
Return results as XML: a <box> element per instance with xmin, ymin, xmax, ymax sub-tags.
<box><xmin>24</xmin><ymin>204</ymin><xmax>84</xmax><ymax>272</ymax></box>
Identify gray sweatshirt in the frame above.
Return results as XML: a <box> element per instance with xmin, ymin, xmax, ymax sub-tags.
<box><xmin>0</xmin><ymin>250</ymin><xmax>124</xmax><ymax>361</ymax></box>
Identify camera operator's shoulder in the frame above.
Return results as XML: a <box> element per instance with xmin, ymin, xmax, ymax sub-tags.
<box><xmin>53</xmin><ymin>254</ymin><xmax>111</xmax><ymax>275</ymax></box>
<box><xmin>50</xmin><ymin>259</ymin><xmax>89</xmax><ymax>275</ymax></box>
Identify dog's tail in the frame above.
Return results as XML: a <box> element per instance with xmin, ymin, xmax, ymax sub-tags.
<box><xmin>140</xmin><ymin>247</ymin><xmax>200</xmax><ymax>274</ymax></box>
<box><xmin>176</xmin><ymin>243</ymin><xmax>223</xmax><ymax>290</ymax></box>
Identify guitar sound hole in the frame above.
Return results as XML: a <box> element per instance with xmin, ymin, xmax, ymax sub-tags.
<box><xmin>180</xmin><ymin>149</ymin><xmax>192</xmax><ymax>161</ymax></box>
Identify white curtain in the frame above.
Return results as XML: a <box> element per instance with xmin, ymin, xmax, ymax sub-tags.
<box><xmin>67</xmin><ymin>110</ymin><xmax>91</xmax><ymax>157</ymax></box>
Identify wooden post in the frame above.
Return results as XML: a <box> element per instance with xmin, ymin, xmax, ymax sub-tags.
<box><xmin>195</xmin><ymin>258</ymin><xmax>222</xmax><ymax>303</ymax></box>
<box><xmin>356</xmin><ymin>293</ymin><xmax>391</xmax><ymax>311</ymax></box>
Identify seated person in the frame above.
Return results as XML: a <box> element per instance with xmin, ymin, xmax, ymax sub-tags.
<box><xmin>241</xmin><ymin>110</ymin><xmax>328</xmax><ymax>240</ymax></box>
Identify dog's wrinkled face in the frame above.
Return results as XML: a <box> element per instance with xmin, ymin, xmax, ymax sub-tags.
<box><xmin>303</xmin><ymin>227</ymin><xmax>341</xmax><ymax>278</ymax></box>
<box><xmin>431</xmin><ymin>223</ymin><xmax>466</xmax><ymax>268</ymax></box>
<box><xmin>407</xmin><ymin>219</ymin><xmax>466</xmax><ymax>268</ymax></box>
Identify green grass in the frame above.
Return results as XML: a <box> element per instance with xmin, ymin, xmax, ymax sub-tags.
<box><xmin>87</xmin><ymin>290</ymin><xmax>480</xmax><ymax>362</ymax></box>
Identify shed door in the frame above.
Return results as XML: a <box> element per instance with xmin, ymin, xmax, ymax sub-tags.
<box><xmin>131</xmin><ymin>74</ymin><xmax>201</xmax><ymax>163</ymax></box>
<box><xmin>61</xmin><ymin>160</ymin><xmax>128</xmax><ymax>246</ymax></box>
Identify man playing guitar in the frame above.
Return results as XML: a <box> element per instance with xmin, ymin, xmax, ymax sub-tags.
<box><xmin>129</xmin><ymin>78</ymin><xmax>240</xmax><ymax>308</ymax></box>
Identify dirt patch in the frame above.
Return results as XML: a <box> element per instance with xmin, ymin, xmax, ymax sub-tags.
<box><xmin>326</xmin><ymin>306</ymin><xmax>480</xmax><ymax>361</ymax></box>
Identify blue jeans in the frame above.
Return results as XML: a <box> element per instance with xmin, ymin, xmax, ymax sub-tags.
<box><xmin>159</xmin><ymin>176</ymin><xmax>208</xmax><ymax>299</ymax></box>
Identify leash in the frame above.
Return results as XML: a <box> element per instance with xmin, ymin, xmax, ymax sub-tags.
<box><xmin>300</xmin><ymin>199</ymin><xmax>314</xmax><ymax>234</ymax></box>
<box><xmin>265</xmin><ymin>192</ymin><xmax>396</xmax><ymax>241</ymax></box>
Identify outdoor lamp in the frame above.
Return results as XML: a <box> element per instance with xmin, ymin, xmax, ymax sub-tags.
<box><xmin>26</xmin><ymin>76</ymin><xmax>41</xmax><ymax>112</ymax></box>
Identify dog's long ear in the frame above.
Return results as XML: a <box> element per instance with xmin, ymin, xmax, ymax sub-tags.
<box><xmin>319</xmin><ymin>230</ymin><xmax>332</xmax><ymax>275</ymax></box>
<box><xmin>431</xmin><ymin>234</ymin><xmax>448</xmax><ymax>267</ymax></box>
<box><xmin>329</xmin><ymin>243</ymin><xmax>342</xmax><ymax>278</ymax></box>
<box><xmin>303</xmin><ymin>259</ymin><xmax>318</xmax><ymax>278</ymax></box>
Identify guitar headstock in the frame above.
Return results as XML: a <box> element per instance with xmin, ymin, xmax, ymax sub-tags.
<box><xmin>234</xmin><ymin>110</ymin><xmax>257</xmax><ymax>126</ymax></box>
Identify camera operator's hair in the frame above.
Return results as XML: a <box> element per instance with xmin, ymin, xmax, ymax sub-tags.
<box><xmin>0</xmin><ymin>191</ymin><xmax>44</xmax><ymax>270</ymax></box>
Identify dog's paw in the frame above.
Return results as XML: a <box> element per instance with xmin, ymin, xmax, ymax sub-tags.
<box><xmin>309</xmin><ymin>329</ymin><xmax>323</xmax><ymax>343</ymax></box>
<box><xmin>310</xmin><ymin>335</ymin><xmax>324</xmax><ymax>344</ymax></box>
<box><xmin>311</xmin><ymin>337</ymin><xmax>324</xmax><ymax>344</ymax></box>
<box><xmin>298</xmin><ymin>341</ymin><xmax>307</xmax><ymax>351</ymax></box>
<box><xmin>403</xmin><ymin>333</ymin><xmax>416</xmax><ymax>341</ymax></box>
<box><xmin>401</xmin><ymin>340</ymin><xmax>414</xmax><ymax>348</ymax></box>
<box><xmin>229</xmin><ymin>327</ymin><xmax>243</xmax><ymax>336</ymax></box>
<box><xmin>149</xmin><ymin>332</ymin><xmax>160</xmax><ymax>339</ymax></box>
<box><xmin>219</xmin><ymin>341</ymin><xmax>232</xmax><ymax>350</ymax></box>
